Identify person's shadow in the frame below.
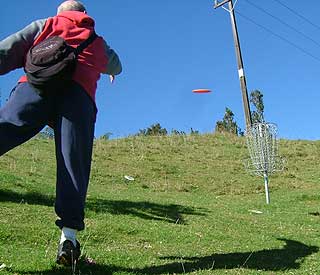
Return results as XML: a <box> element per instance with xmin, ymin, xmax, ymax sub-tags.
<box><xmin>15</xmin><ymin>238</ymin><xmax>318</xmax><ymax>275</ymax></box>
<box><xmin>0</xmin><ymin>189</ymin><xmax>207</xmax><ymax>224</ymax></box>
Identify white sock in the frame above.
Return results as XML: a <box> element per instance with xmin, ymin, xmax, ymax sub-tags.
<box><xmin>60</xmin><ymin>227</ymin><xmax>77</xmax><ymax>247</ymax></box>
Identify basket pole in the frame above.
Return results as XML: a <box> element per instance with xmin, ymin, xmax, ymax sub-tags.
<box><xmin>263</xmin><ymin>172</ymin><xmax>270</xmax><ymax>204</ymax></box>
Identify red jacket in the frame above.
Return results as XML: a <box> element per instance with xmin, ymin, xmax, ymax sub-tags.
<box><xmin>18</xmin><ymin>11</ymin><xmax>110</xmax><ymax>102</ymax></box>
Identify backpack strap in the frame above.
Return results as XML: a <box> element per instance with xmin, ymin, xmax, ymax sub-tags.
<box><xmin>74</xmin><ymin>31</ymin><xmax>98</xmax><ymax>55</ymax></box>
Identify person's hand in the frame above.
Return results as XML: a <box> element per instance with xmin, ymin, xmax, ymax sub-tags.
<box><xmin>109</xmin><ymin>75</ymin><xmax>115</xmax><ymax>84</ymax></box>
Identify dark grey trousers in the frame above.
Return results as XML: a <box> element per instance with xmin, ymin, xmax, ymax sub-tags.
<box><xmin>0</xmin><ymin>82</ymin><xmax>96</xmax><ymax>230</ymax></box>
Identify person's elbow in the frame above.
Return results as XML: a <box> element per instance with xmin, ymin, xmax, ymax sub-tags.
<box><xmin>108</xmin><ymin>59</ymin><xmax>122</xmax><ymax>75</ymax></box>
<box><xmin>103</xmin><ymin>50</ymin><xmax>122</xmax><ymax>75</ymax></box>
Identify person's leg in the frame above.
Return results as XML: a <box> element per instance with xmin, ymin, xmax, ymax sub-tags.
<box><xmin>55</xmin><ymin>82</ymin><xmax>95</xmax><ymax>265</ymax></box>
<box><xmin>54</xmin><ymin>82</ymin><xmax>96</xmax><ymax>232</ymax></box>
<box><xmin>0</xmin><ymin>82</ymin><xmax>54</xmax><ymax>156</ymax></box>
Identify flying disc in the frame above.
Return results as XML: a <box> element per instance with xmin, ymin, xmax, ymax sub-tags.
<box><xmin>192</xmin><ymin>89</ymin><xmax>212</xmax><ymax>93</ymax></box>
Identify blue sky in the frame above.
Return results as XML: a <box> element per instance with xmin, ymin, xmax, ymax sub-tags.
<box><xmin>0</xmin><ymin>0</ymin><xmax>319</xmax><ymax>140</ymax></box>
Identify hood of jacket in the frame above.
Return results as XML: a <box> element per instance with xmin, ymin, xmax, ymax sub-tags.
<box><xmin>56</xmin><ymin>11</ymin><xmax>95</xmax><ymax>28</ymax></box>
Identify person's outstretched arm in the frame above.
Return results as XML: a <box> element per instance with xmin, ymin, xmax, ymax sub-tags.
<box><xmin>0</xmin><ymin>19</ymin><xmax>46</xmax><ymax>75</ymax></box>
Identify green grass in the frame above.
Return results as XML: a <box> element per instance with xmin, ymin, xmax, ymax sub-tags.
<box><xmin>1</xmin><ymin>134</ymin><xmax>320</xmax><ymax>274</ymax></box>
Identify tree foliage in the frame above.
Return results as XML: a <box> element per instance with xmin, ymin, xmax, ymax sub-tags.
<box><xmin>215</xmin><ymin>107</ymin><xmax>239</xmax><ymax>135</ymax></box>
<box><xmin>171</xmin><ymin>129</ymin><xmax>186</xmax><ymax>136</ymax></box>
<box><xmin>250</xmin><ymin>89</ymin><xmax>265</xmax><ymax>124</ymax></box>
<box><xmin>190</xmin><ymin>128</ymin><xmax>199</xmax><ymax>135</ymax></box>
<box><xmin>137</xmin><ymin>124</ymin><xmax>200</xmax><ymax>137</ymax></box>
<box><xmin>37</xmin><ymin>126</ymin><xmax>55</xmax><ymax>139</ymax></box>
<box><xmin>137</xmin><ymin>123</ymin><xmax>168</xmax><ymax>136</ymax></box>
<box><xmin>100</xmin><ymin>132</ymin><xmax>113</xmax><ymax>140</ymax></box>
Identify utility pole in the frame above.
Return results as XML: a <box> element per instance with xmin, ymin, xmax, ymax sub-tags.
<box><xmin>214</xmin><ymin>0</ymin><xmax>252</xmax><ymax>129</ymax></box>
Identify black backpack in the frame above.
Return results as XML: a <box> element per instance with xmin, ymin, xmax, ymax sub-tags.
<box><xmin>24</xmin><ymin>32</ymin><xmax>97</xmax><ymax>91</ymax></box>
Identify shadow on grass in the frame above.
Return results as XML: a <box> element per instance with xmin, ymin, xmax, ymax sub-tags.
<box><xmin>14</xmin><ymin>239</ymin><xmax>318</xmax><ymax>275</ymax></box>
<box><xmin>87</xmin><ymin>199</ymin><xmax>207</xmax><ymax>224</ymax></box>
<box><xmin>0</xmin><ymin>189</ymin><xmax>206</xmax><ymax>224</ymax></box>
<box><xmin>143</xmin><ymin>238</ymin><xmax>319</xmax><ymax>273</ymax></box>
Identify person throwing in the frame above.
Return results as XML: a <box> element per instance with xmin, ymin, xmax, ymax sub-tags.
<box><xmin>0</xmin><ymin>0</ymin><xmax>122</xmax><ymax>266</ymax></box>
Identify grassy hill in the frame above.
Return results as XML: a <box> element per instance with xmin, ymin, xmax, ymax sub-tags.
<box><xmin>0</xmin><ymin>133</ymin><xmax>320</xmax><ymax>274</ymax></box>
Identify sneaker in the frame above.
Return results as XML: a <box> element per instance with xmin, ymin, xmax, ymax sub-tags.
<box><xmin>56</xmin><ymin>240</ymin><xmax>81</xmax><ymax>266</ymax></box>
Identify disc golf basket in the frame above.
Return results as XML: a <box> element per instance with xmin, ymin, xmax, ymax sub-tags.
<box><xmin>245</xmin><ymin>123</ymin><xmax>284</xmax><ymax>204</ymax></box>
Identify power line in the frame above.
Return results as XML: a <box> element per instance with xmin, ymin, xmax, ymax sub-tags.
<box><xmin>272</xmin><ymin>0</ymin><xmax>320</xmax><ymax>32</ymax></box>
<box><xmin>235</xmin><ymin>10</ymin><xmax>320</xmax><ymax>63</ymax></box>
<box><xmin>243</xmin><ymin>0</ymin><xmax>320</xmax><ymax>48</ymax></box>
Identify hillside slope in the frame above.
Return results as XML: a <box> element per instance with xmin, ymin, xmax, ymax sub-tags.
<box><xmin>0</xmin><ymin>134</ymin><xmax>319</xmax><ymax>275</ymax></box>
